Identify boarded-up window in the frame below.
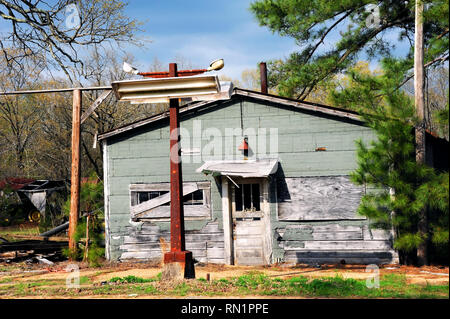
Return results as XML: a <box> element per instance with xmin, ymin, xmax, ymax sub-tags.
<box><xmin>276</xmin><ymin>176</ymin><xmax>365</xmax><ymax>221</ymax></box>
<box><xmin>130</xmin><ymin>181</ymin><xmax>211</xmax><ymax>221</ymax></box>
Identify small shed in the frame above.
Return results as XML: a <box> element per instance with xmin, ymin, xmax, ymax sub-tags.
<box><xmin>98</xmin><ymin>86</ymin><xmax>401</xmax><ymax>265</ymax></box>
<box><xmin>0</xmin><ymin>178</ymin><xmax>67</xmax><ymax>223</ymax></box>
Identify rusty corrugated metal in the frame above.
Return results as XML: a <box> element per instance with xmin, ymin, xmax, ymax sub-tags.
<box><xmin>139</xmin><ymin>69</ymin><xmax>207</xmax><ymax>78</ymax></box>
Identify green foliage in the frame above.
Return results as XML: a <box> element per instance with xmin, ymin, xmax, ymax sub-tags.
<box><xmin>0</xmin><ymin>186</ymin><xmax>25</xmax><ymax>227</ymax></box>
<box><xmin>249</xmin><ymin>0</ymin><xmax>449</xmax><ymax>100</ymax></box>
<box><xmin>332</xmin><ymin>58</ymin><xmax>449</xmax><ymax>257</ymax></box>
<box><xmin>62</xmin><ymin>176</ymin><xmax>105</xmax><ymax>266</ymax></box>
<box><xmin>109</xmin><ymin>276</ymin><xmax>156</xmax><ymax>284</ymax></box>
<box><xmin>63</xmin><ymin>176</ymin><xmax>104</xmax><ymax>218</ymax></box>
<box><xmin>434</xmin><ymin>103</ymin><xmax>449</xmax><ymax>138</ymax></box>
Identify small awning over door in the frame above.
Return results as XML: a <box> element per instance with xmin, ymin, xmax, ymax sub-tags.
<box><xmin>196</xmin><ymin>158</ymin><xmax>278</xmax><ymax>178</ymax></box>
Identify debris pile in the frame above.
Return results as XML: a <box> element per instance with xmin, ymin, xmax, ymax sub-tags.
<box><xmin>0</xmin><ymin>239</ymin><xmax>67</xmax><ymax>264</ymax></box>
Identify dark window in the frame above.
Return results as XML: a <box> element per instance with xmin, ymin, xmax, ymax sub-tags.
<box><xmin>136</xmin><ymin>190</ymin><xmax>204</xmax><ymax>206</ymax></box>
<box><xmin>235</xmin><ymin>186</ymin><xmax>243</xmax><ymax>211</ymax></box>
<box><xmin>183</xmin><ymin>190</ymin><xmax>204</xmax><ymax>205</ymax></box>
<box><xmin>137</xmin><ymin>191</ymin><xmax>169</xmax><ymax>206</ymax></box>
<box><xmin>234</xmin><ymin>183</ymin><xmax>260</xmax><ymax>212</ymax></box>
<box><xmin>252</xmin><ymin>184</ymin><xmax>260</xmax><ymax>211</ymax></box>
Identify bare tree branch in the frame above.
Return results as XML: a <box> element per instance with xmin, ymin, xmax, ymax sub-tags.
<box><xmin>0</xmin><ymin>0</ymin><xmax>143</xmax><ymax>82</ymax></box>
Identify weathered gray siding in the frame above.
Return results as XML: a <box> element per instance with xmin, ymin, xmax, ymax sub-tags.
<box><xmin>103</xmin><ymin>96</ymin><xmax>398</xmax><ymax>264</ymax></box>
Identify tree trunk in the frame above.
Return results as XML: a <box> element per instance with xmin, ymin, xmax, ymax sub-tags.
<box><xmin>414</xmin><ymin>0</ymin><xmax>428</xmax><ymax>266</ymax></box>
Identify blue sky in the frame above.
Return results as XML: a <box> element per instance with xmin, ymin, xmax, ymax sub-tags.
<box><xmin>0</xmin><ymin>1</ymin><xmax>412</xmax><ymax>81</ymax></box>
<box><xmin>123</xmin><ymin>0</ymin><xmax>298</xmax><ymax>79</ymax></box>
<box><xmin>123</xmin><ymin>1</ymin><xmax>412</xmax><ymax>79</ymax></box>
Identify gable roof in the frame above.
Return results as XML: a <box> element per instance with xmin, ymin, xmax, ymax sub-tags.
<box><xmin>98</xmin><ymin>87</ymin><xmax>363</xmax><ymax>142</ymax></box>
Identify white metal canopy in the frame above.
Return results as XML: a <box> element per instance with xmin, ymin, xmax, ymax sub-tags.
<box><xmin>196</xmin><ymin>158</ymin><xmax>279</xmax><ymax>178</ymax></box>
<box><xmin>111</xmin><ymin>74</ymin><xmax>223</xmax><ymax>104</ymax></box>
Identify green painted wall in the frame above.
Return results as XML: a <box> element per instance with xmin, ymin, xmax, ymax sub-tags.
<box><xmin>104</xmin><ymin>96</ymin><xmax>378</xmax><ymax>261</ymax></box>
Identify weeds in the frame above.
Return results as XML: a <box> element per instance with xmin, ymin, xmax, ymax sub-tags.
<box><xmin>109</xmin><ymin>275</ymin><xmax>156</xmax><ymax>284</ymax></box>
<box><xmin>0</xmin><ymin>270</ymin><xmax>447</xmax><ymax>299</ymax></box>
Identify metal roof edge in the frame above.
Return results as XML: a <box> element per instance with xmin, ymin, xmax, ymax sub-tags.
<box><xmin>97</xmin><ymin>98</ymin><xmax>228</xmax><ymax>141</ymax></box>
<box><xmin>233</xmin><ymin>88</ymin><xmax>362</xmax><ymax>122</ymax></box>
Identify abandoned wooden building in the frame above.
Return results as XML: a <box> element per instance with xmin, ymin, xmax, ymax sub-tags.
<box><xmin>98</xmin><ymin>85</ymin><xmax>401</xmax><ymax>266</ymax></box>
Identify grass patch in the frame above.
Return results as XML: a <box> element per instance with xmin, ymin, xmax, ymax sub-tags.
<box><xmin>0</xmin><ymin>277</ymin><xmax>13</xmax><ymax>284</ymax></box>
<box><xmin>0</xmin><ymin>225</ymin><xmax>40</xmax><ymax>242</ymax></box>
<box><xmin>0</xmin><ymin>270</ymin><xmax>447</xmax><ymax>299</ymax></box>
<box><xmin>173</xmin><ymin>282</ymin><xmax>191</xmax><ymax>296</ymax></box>
<box><xmin>220</xmin><ymin>273</ymin><xmax>448</xmax><ymax>299</ymax></box>
<box><xmin>80</xmin><ymin>276</ymin><xmax>91</xmax><ymax>285</ymax></box>
<box><xmin>109</xmin><ymin>275</ymin><xmax>156</xmax><ymax>284</ymax></box>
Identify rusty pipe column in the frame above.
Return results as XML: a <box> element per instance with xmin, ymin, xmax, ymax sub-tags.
<box><xmin>68</xmin><ymin>89</ymin><xmax>82</xmax><ymax>257</ymax></box>
<box><xmin>168</xmin><ymin>63</ymin><xmax>186</xmax><ymax>253</ymax></box>
<box><xmin>163</xmin><ymin>63</ymin><xmax>194</xmax><ymax>278</ymax></box>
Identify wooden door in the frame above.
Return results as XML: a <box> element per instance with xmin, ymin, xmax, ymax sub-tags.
<box><xmin>231</xmin><ymin>179</ymin><xmax>267</xmax><ymax>265</ymax></box>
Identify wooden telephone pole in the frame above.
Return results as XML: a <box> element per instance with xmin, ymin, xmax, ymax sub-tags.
<box><xmin>414</xmin><ymin>0</ymin><xmax>428</xmax><ymax>266</ymax></box>
<box><xmin>0</xmin><ymin>86</ymin><xmax>110</xmax><ymax>261</ymax></box>
<box><xmin>68</xmin><ymin>89</ymin><xmax>82</xmax><ymax>257</ymax></box>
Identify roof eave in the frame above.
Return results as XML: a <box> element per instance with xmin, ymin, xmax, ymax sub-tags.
<box><xmin>98</xmin><ymin>88</ymin><xmax>363</xmax><ymax>142</ymax></box>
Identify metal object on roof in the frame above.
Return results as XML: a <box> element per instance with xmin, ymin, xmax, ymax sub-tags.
<box><xmin>0</xmin><ymin>178</ymin><xmax>35</xmax><ymax>191</ymax></box>
<box><xmin>128</xmin><ymin>58</ymin><xmax>224</xmax><ymax>78</ymax></box>
<box><xmin>196</xmin><ymin>158</ymin><xmax>279</xmax><ymax>178</ymax></box>
<box><xmin>16</xmin><ymin>180</ymin><xmax>66</xmax><ymax>214</ymax></box>
<box><xmin>18</xmin><ymin>180</ymin><xmax>66</xmax><ymax>193</ymax></box>
<box><xmin>189</xmin><ymin>81</ymin><xmax>234</xmax><ymax>102</ymax></box>
<box><xmin>111</xmin><ymin>75</ymin><xmax>222</xmax><ymax>104</ymax></box>
<box><xmin>139</xmin><ymin>69</ymin><xmax>208</xmax><ymax>78</ymax></box>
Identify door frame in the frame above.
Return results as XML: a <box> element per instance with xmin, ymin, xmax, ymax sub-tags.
<box><xmin>221</xmin><ymin>176</ymin><xmax>272</xmax><ymax>265</ymax></box>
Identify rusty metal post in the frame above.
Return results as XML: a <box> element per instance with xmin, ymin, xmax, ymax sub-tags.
<box><xmin>68</xmin><ymin>89</ymin><xmax>82</xmax><ymax>258</ymax></box>
<box><xmin>260</xmin><ymin>62</ymin><xmax>268</xmax><ymax>94</ymax></box>
<box><xmin>162</xmin><ymin>63</ymin><xmax>195</xmax><ymax>279</ymax></box>
<box><xmin>168</xmin><ymin>62</ymin><xmax>186</xmax><ymax>253</ymax></box>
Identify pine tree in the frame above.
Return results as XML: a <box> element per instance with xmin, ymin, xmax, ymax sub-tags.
<box><xmin>332</xmin><ymin>58</ymin><xmax>449</xmax><ymax>264</ymax></box>
<box><xmin>63</xmin><ymin>175</ymin><xmax>105</xmax><ymax>265</ymax></box>
<box><xmin>249</xmin><ymin>0</ymin><xmax>449</xmax><ymax>100</ymax></box>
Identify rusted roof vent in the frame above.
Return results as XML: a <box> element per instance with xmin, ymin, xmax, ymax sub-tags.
<box><xmin>259</xmin><ymin>62</ymin><xmax>268</xmax><ymax>94</ymax></box>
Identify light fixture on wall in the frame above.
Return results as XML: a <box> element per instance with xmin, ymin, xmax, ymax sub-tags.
<box><xmin>238</xmin><ymin>137</ymin><xmax>249</xmax><ymax>159</ymax></box>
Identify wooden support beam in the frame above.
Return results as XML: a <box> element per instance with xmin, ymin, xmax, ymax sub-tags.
<box><xmin>80</xmin><ymin>90</ymin><xmax>112</xmax><ymax>124</ymax></box>
<box><xmin>68</xmin><ymin>89</ymin><xmax>82</xmax><ymax>258</ymax></box>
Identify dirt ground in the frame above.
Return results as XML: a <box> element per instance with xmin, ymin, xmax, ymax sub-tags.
<box><xmin>1</xmin><ymin>261</ymin><xmax>448</xmax><ymax>287</ymax></box>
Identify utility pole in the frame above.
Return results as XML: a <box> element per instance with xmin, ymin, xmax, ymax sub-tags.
<box><xmin>0</xmin><ymin>86</ymin><xmax>109</xmax><ymax>260</ymax></box>
<box><xmin>414</xmin><ymin>0</ymin><xmax>428</xmax><ymax>266</ymax></box>
<box><xmin>68</xmin><ymin>89</ymin><xmax>82</xmax><ymax>258</ymax></box>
